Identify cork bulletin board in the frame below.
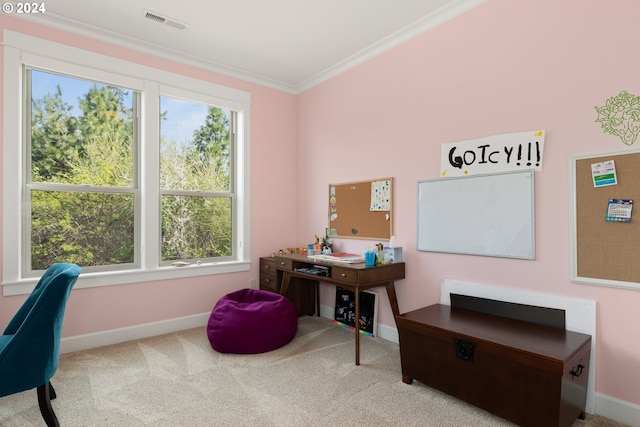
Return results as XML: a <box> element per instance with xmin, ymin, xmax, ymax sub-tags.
<box><xmin>571</xmin><ymin>149</ymin><xmax>640</xmax><ymax>289</ymax></box>
<box><xmin>328</xmin><ymin>178</ymin><xmax>392</xmax><ymax>240</ymax></box>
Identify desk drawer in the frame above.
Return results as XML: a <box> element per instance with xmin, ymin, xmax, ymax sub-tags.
<box><xmin>261</xmin><ymin>258</ymin><xmax>276</xmax><ymax>275</ymax></box>
<box><xmin>260</xmin><ymin>273</ymin><xmax>278</xmax><ymax>292</ymax></box>
<box><xmin>332</xmin><ymin>267</ymin><xmax>358</xmax><ymax>283</ymax></box>
<box><xmin>259</xmin><ymin>257</ymin><xmax>279</xmax><ymax>293</ymax></box>
<box><xmin>274</xmin><ymin>257</ymin><xmax>293</xmax><ymax>271</ymax></box>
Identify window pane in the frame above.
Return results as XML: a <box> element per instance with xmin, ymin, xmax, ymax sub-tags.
<box><xmin>161</xmin><ymin>195</ymin><xmax>232</xmax><ymax>261</ymax></box>
<box><xmin>30</xmin><ymin>69</ymin><xmax>134</xmax><ymax>186</ymax></box>
<box><xmin>160</xmin><ymin>96</ymin><xmax>231</xmax><ymax>192</ymax></box>
<box><xmin>31</xmin><ymin>190</ymin><xmax>134</xmax><ymax>270</ymax></box>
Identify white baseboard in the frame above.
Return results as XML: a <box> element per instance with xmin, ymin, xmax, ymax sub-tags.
<box><xmin>60</xmin><ymin>312</ymin><xmax>210</xmax><ymax>354</ymax></box>
<box><xmin>594</xmin><ymin>392</ymin><xmax>640</xmax><ymax>425</ymax></box>
<box><xmin>60</xmin><ymin>309</ymin><xmax>639</xmax><ymax>426</ymax></box>
<box><xmin>376</xmin><ymin>323</ymin><xmax>399</xmax><ymax>343</ymax></box>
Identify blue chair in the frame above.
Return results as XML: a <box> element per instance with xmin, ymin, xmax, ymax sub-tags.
<box><xmin>0</xmin><ymin>263</ymin><xmax>81</xmax><ymax>427</ymax></box>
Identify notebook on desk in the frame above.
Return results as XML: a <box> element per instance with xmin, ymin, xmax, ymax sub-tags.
<box><xmin>307</xmin><ymin>253</ymin><xmax>365</xmax><ymax>263</ymax></box>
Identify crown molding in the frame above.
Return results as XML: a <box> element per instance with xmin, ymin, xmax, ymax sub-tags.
<box><xmin>295</xmin><ymin>0</ymin><xmax>487</xmax><ymax>93</ymax></box>
<box><xmin>10</xmin><ymin>0</ymin><xmax>485</xmax><ymax>95</ymax></box>
<box><xmin>10</xmin><ymin>13</ymin><xmax>299</xmax><ymax>94</ymax></box>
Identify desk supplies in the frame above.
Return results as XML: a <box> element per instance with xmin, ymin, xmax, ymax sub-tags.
<box><xmin>307</xmin><ymin>253</ymin><xmax>365</xmax><ymax>264</ymax></box>
<box><xmin>384</xmin><ymin>247</ymin><xmax>403</xmax><ymax>263</ymax></box>
<box><xmin>364</xmin><ymin>251</ymin><xmax>376</xmax><ymax>267</ymax></box>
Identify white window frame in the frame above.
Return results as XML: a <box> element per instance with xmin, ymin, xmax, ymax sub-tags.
<box><xmin>2</xmin><ymin>30</ymin><xmax>251</xmax><ymax>296</ymax></box>
<box><xmin>158</xmin><ymin>86</ymin><xmax>239</xmax><ymax>265</ymax></box>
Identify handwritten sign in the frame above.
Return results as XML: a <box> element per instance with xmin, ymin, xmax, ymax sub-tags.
<box><xmin>440</xmin><ymin>130</ymin><xmax>545</xmax><ymax>177</ymax></box>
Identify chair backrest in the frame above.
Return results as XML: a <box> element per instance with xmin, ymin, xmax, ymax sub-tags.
<box><xmin>0</xmin><ymin>263</ymin><xmax>81</xmax><ymax>397</ymax></box>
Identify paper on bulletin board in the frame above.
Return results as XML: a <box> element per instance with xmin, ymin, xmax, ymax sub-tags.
<box><xmin>606</xmin><ymin>199</ymin><xmax>632</xmax><ymax>222</ymax></box>
<box><xmin>591</xmin><ymin>160</ymin><xmax>617</xmax><ymax>187</ymax></box>
<box><xmin>370</xmin><ymin>179</ymin><xmax>391</xmax><ymax>211</ymax></box>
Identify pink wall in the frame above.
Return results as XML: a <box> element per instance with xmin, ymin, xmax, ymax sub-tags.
<box><xmin>0</xmin><ymin>15</ymin><xmax>299</xmax><ymax>334</ymax></box>
<box><xmin>2</xmin><ymin>0</ymin><xmax>640</xmax><ymax>411</ymax></box>
<box><xmin>297</xmin><ymin>0</ymin><xmax>640</xmax><ymax>407</ymax></box>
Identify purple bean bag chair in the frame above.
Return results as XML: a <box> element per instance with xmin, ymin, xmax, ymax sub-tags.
<box><xmin>207</xmin><ymin>289</ymin><xmax>298</xmax><ymax>354</ymax></box>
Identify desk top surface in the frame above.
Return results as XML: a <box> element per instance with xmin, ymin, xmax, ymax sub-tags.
<box><xmin>273</xmin><ymin>252</ymin><xmax>404</xmax><ymax>271</ymax></box>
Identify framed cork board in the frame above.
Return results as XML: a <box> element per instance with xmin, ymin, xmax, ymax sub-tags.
<box><xmin>328</xmin><ymin>178</ymin><xmax>392</xmax><ymax>240</ymax></box>
<box><xmin>571</xmin><ymin>149</ymin><xmax>640</xmax><ymax>290</ymax></box>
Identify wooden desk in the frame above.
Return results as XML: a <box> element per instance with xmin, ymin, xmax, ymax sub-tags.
<box><xmin>272</xmin><ymin>253</ymin><xmax>405</xmax><ymax>365</ymax></box>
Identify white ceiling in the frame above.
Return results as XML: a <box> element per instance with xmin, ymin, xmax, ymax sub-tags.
<box><xmin>14</xmin><ymin>0</ymin><xmax>484</xmax><ymax>93</ymax></box>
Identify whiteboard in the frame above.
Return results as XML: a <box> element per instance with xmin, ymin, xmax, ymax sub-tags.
<box><xmin>417</xmin><ymin>170</ymin><xmax>535</xmax><ymax>259</ymax></box>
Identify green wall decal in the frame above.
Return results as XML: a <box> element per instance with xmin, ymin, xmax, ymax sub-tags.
<box><xmin>595</xmin><ymin>91</ymin><xmax>640</xmax><ymax>145</ymax></box>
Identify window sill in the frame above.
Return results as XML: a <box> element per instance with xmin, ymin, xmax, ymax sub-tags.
<box><xmin>2</xmin><ymin>260</ymin><xmax>251</xmax><ymax>296</ymax></box>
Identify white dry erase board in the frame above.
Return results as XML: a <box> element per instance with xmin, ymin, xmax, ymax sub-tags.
<box><xmin>417</xmin><ymin>170</ymin><xmax>535</xmax><ymax>259</ymax></box>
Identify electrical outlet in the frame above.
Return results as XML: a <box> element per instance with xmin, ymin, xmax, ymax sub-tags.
<box><xmin>250</xmin><ymin>278</ymin><xmax>256</xmax><ymax>289</ymax></box>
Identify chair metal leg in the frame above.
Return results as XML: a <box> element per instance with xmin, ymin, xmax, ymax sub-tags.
<box><xmin>48</xmin><ymin>382</ymin><xmax>57</xmax><ymax>400</ymax></box>
<box><xmin>37</xmin><ymin>382</ymin><xmax>60</xmax><ymax>427</ymax></box>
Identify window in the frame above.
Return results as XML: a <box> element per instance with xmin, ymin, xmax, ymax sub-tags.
<box><xmin>159</xmin><ymin>96</ymin><xmax>235</xmax><ymax>263</ymax></box>
<box><xmin>28</xmin><ymin>69</ymin><xmax>138</xmax><ymax>271</ymax></box>
<box><xmin>3</xmin><ymin>31</ymin><xmax>251</xmax><ymax>295</ymax></box>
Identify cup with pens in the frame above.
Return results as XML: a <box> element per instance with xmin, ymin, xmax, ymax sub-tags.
<box><xmin>364</xmin><ymin>250</ymin><xmax>376</xmax><ymax>267</ymax></box>
<box><xmin>365</xmin><ymin>244</ymin><xmax>383</xmax><ymax>267</ymax></box>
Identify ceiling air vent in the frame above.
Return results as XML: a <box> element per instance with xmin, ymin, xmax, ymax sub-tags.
<box><xmin>143</xmin><ymin>10</ymin><xmax>187</xmax><ymax>30</ymax></box>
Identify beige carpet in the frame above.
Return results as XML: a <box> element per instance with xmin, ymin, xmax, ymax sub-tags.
<box><xmin>0</xmin><ymin>316</ymin><xmax>628</xmax><ymax>426</ymax></box>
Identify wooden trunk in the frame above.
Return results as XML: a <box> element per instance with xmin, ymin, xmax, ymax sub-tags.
<box><xmin>396</xmin><ymin>304</ymin><xmax>591</xmax><ymax>427</ymax></box>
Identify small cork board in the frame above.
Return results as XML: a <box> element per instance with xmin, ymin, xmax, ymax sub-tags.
<box><xmin>328</xmin><ymin>178</ymin><xmax>392</xmax><ymax>240</ymax></box>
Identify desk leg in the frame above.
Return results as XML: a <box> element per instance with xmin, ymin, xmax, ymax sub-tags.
<box><xmin>354</xmin><ymin>288</ymin><xmax>360</xmax><ymax>366</ymax></box>
<box><xmin>386</xmin><ymin>281</ymin><xmax>400</xmax><ymax>318</ymax></box>
<box><xmin>280</xmin><ymin>272</ymin><xmax>291</xmax><ymax>297</ymax></box>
